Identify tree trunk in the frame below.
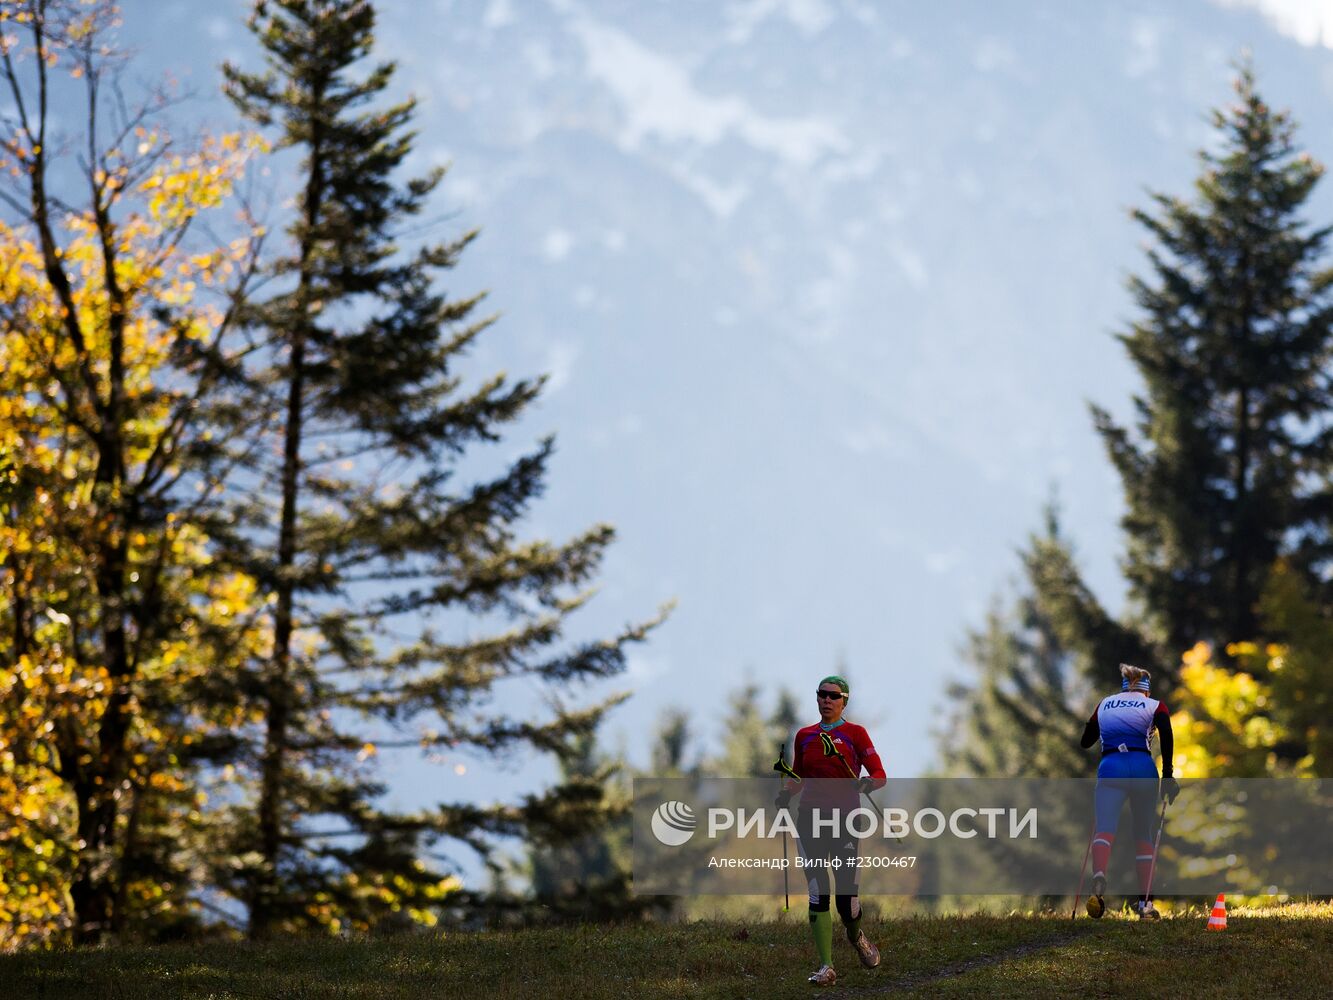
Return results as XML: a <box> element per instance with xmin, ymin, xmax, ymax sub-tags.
<box><xmin>251</xmin><ymin>332</ymin><xmax>305</xmax><ymax>938</ymax></box>
<box><xmin>251</xmin><ymin>108</ymin><xmax>325</xmax><ymax>937</ymax></box>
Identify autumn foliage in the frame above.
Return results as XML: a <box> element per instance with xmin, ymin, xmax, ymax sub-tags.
<box><xmin>2</xmin><ymin>0</ymin><xmax>661</xmax><ymax>948</ymax></box>
<box><xmin>1</xmin><ymin>0</ymin><xmax>268</xmax><ymax>946</ymax></box>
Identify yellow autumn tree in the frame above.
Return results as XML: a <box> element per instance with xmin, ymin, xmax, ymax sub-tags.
<box><xmin>0</xmin><ymin>423</ymin><xmax>76</xmax><ymax>947</ymax></box>
<box><xmin>1171</xmin><ymin>562</ymin><xmax>1331</xmax><ymax>779</ymax></box>
<box><xmin>1165</xmin><ymin>563</ymin><xmax>1332</xmax><ymax>896</ymax></box>
<box><xmin>0</xmin><ymin>0</ymin><xmax>268</xmax><ymax>947</ymax></box>
<box><xmin>1170</xmin><ymin>641</ymin><xmax>1291</xmax><ymax>778</ymax></box>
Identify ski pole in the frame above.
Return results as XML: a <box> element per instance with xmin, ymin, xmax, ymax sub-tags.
<box><xmin>819</xmin><ymin>732</ymin><xmax>903</xmax><ymax>845</ymax></box>
<box><xmin>773</xmin><ymin>742</ymin><xmax>799</xmax><ymax>913</ymax></box>
<box><xmin>781</xmin><ymin>821</ymin><xmax>790</xmax><ymax>912</ymax></box>
<box><xmin>1142</xmin><ymin>798</ymin><xmax>1169</xmax><ymax>905</ymax></box>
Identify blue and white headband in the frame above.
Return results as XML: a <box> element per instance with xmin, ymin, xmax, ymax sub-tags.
<box><xmin>1121</xmin><ymin>677</ymin><xmax>1150</xmax><ymax>692</ymax></box>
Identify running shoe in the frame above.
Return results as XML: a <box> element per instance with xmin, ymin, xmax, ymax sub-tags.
<box><xmin>807</xmin><ymin>964</ymin><xmax>837</xmax><ymax>986</ymax></box>
<box><xmin>1133</xmin><ymin>899</ymin><xmax>1161</xmax><ymax>921</ymax></box>
<box><xmin>1086</xmin><ymin>874</ymin><xmax>1106</xmax><ymax>919</ymax></box>
<box><xmin>852</xmin><ymin>930</ymin><xmax>881</xmax><ymax>969</ymax></box>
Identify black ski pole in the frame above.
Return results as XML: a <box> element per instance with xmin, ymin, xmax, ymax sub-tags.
<box><xmin>773</xmin><ymin>742</ymin><xmax>800</xmax><ymax>913</ymax></box>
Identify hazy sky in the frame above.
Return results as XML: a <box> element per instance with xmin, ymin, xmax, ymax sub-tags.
<box><xmin>111</xmin><ymin>0</ymin><xmax>1333</xmax><ymax>880</ymax></box>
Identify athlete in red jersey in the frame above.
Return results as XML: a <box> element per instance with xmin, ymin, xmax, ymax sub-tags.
<box><xmin>775</xmin><ymin>675</ymin><xmax>885</xmax><ymax>986</ymax></box>
<box><xmin>791</xmin><ymin>716</ymin><xmax>885</xmax><ymax>804</ymax></box>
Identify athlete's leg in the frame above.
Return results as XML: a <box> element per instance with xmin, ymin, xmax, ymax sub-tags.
<box><xmin>1128</xmin><ymin>771</ymin><xmax>1159</xmax><ymax>901</ymax></box>
<box><xmin>1091</xmin><ymin>779</ymin><xmax>1128</xmax><ymax>878</ymax></box>
<box><xmin>832</xmin><ymin>829</ymin><xmax>861</xmax><ymax>940</ymax></box>
<box><xmin>833</xmin><ymin>828</ymin><xmax>879</xmax><ymax>968</ymax></box>
<box><xmin>834</xmin><ymin>892</ymin><xmax>860</xmax><ymax>937</ymax></box>
<box><xmin>809</xmin><ymin>893</ymin><xmax>834</xmax><ymax>967</ymax></box>
<box><xmin>797</xmin><ymin>808</ymin><xmax>834</xmax><ymax>970</ymax></box>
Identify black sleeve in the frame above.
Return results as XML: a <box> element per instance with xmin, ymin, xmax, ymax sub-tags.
<box><xmin>1080</xmin><ymin>709</ymin><xmax>1100</xmax><ymax>749</ymax></box>
<box><xmin>1155</xmin><ymin>706</ymin><xmax>1174</xmax><ymax>779</ymax></box>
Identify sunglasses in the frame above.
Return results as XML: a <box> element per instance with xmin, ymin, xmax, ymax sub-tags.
<box><xmin>816</xmin><ymin>689</ymin><xmax>846</xmax><ymax>700</ymax></box>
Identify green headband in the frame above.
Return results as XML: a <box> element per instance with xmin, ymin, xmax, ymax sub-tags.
<box><xmin>819</xmin><ymin>674</ymin><xmax>849</xmax><ymax>695</ymax></box>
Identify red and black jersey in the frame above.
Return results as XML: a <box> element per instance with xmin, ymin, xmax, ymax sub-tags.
<box><xmin>786</xmin><ymin>720</ymin><xmax>885</xmax><ymax>807</ymax></box>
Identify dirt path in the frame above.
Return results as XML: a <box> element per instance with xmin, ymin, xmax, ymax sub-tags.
<box><xmin>828</xmin><ymin>930</ymin><xmax>1087</xmax><ymax>997</ymax></box>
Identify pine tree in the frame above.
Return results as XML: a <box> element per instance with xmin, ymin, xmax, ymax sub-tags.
<box><xmin>650</xmin><ymin>708</ymin><xmax>697</xmax><ymax>777</ymax></box>
<box><xmin>644</xmin><ymin>682</ymin><xmax>797</xmax><ymax>780</ymax></box>
<box><xmin>521</xmin><ymin>729</ymin><xmax>677</xmax><ymax>924</ymax></box>
<box><xmin>941</xmin><ymin>508</ymin><xmax>1105</xmax><ymax>778</ymax></box>
<box><xmin>947</xmin><ymin>69</ymin><xmax>1333</xmax><ymax>782</ymax></box>
<box><xmin>937</xmin><ymin>514</ymin><xmax>1135</xmax><ymax>909</ymax></box>
<box><xmin>708</xmin><ymin>681</ymin><xmax>801</xmax><ymax>777</ymax></box>
<box><xmin>1093</xmin><ymin>66</ymin><xmax>1333</xmax><ymax>666</ymax></box>
<box><xmin>220</xmin><ymin>0</ymin><xmax>664</xmax><ymax>937</ymax></box>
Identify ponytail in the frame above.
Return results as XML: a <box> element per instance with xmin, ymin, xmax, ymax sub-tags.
<box><xmin>1120</xmin><ymin>663</ymin><xmax>1151</xmax><ymax>693</ymax></box>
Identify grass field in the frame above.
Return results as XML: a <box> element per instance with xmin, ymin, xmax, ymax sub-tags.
<box><xmin>2</xmin><ymin>902</ymin><xmax>1330</xmax><ymax>999</ymax></box>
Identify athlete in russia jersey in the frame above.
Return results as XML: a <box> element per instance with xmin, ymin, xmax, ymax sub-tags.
<box><xmin>1084</xmin><ymin>691</ymin><xmax>1169</xmax><ymax>755</ymax></box>
<box><xmin>1079</xmin><ymin>663</ymin><xmax>1178</xmax><ymax>921</ymax></box>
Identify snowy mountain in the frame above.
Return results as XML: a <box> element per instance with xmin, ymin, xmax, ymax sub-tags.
<box><xmin>124</xmin><ymin>0</ymin><xmax>1333</xmax><ymax>823</ymax></box>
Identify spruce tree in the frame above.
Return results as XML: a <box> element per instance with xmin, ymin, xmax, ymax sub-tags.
<box><xmin>220</xmin><ymin>0</ymin><xmax>663</xmax><ymax>936</ymax></box>
<box><xmin>650</xmin><ymin>708</ymin><xmax>697</xmax><ymax>777</ymax></box>
<box><xmin>945</xmin><ymin>69</ymin><xmax>1333</xmax><ymax>780</ymax></box>
<box><xmin>520</xmin><ymin>729</ymin><xmax>679</xmax><ymax>924</ymax></box>
<box><xmin>1093</xmin><ymin>67</ymin><xmax>1333</xmax><ymax>664</ymax></box>
<box><xmin>941</xmin><ymin>508</ymin><xmax>1110</xmax><ymax>778</ymax></box>
<box><xmin>709</xmin><ymin>681</ymin><xmax>800</xmax><ymax>776</ymax></box>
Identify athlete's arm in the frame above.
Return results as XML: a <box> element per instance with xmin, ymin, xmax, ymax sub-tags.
<box><xmin>1080</xmin><ymin>708</ymin><xmax>1100</xmax><ymax>749</ymax></box>
<box><xmin>1153</xmin><ymin>703</ymin><xmax>1174</xmax><ymax>778</ymax></box>
<box><xmin>853</xmin><ymin>727</ymin><xmax>887</xmax><ymax>790</ymax></box>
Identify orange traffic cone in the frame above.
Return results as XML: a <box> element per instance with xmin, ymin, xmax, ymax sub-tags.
<box><xmin>1206</xmin><ymin>893</ymin><xmax>1227</xmax><ymax>931</ymax></box>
